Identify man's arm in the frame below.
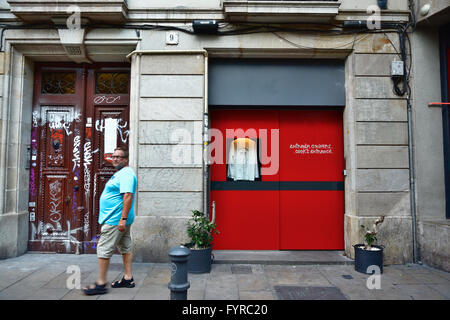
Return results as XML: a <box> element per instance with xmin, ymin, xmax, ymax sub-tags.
<box><xmin>118</xmin><ymin>193</ymin><xmax>133</xmax><ymax>232</ymax></box>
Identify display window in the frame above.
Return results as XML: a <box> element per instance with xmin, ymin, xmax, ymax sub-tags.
<box><xmin>226</xmin><ymin>137</ymin><xmax>261</xmax><ymax>181</ymax></box>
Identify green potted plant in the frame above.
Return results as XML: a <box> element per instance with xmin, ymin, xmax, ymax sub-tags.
<box><xmin>186</xmin><ymin>210</ymin><xmax>219</xmax><ymax>273</ymax></box>
<box><xmin>354</xmin><ymin>216</ymin><xmax>385</xmax><ymax>274</ymax></box>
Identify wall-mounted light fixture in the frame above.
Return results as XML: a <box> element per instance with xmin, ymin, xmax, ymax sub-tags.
<box><xmin>192</xmin><ymin>20</ymin><xmax>219</xmax><ymax>35</ymax></box>
<box><xmin>52</xmin><ymin>17</ymin><xmax>92</xmax><ymax>64</ymax></box>
<box><xmin>420</xmin><ymin>4</ymin><xmax>431</xmax><ymax>16</ymax></box>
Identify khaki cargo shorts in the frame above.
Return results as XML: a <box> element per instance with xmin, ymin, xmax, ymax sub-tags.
<box><xmin>97</xmin><ymin>224</ymin><xmax>132</xmax><ymax>259</ymax></box>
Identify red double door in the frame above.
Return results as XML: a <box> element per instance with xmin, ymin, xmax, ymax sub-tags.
<box><xmin>210</xmin><ymin>108</ymin><xmax>344</xmax><ymax>250</ymax></box>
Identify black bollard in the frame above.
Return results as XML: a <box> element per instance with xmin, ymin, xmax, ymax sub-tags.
<box><xmin>168</xmin><ymin>245</ymin><xmax>191</xmax><ymax>300</ymax></box>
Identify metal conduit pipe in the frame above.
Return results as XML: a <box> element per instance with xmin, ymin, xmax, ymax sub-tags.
<box><xmin>407</xmin><ymin>0</ymin><xmax>419</xmax><ymax>265</ymax></box>
<box><xmin>394</xmin><ymin>0</ymin><xmax>418</xmax><ymax>262</ymax></box>
<box><xmin>203</xmin><ymin>53</ymin><xmax>210</xmax><ymax>219</ymax></box>
<box><xmin>126</xmin><ymin>49</ymin><xmax>210</xmax><ymax>218</ymax></box>
<box><xmin>407</xmin><ymin>93</ymin><xmax>418</xmax><ymax>263</ymax></box>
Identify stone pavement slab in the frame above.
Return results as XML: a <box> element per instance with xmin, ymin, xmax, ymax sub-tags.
<box><xmin>213</xmin><ymin>250</ymin><xmax>353</xmax><ymax>265</ymax></box>
<box><xmin>0</xmin><ymin>253</ymin><xmax>448</xmax><ymax>300</ymax></box>
<box><xmin>274</xmin><ymin>286</ymin><xmax>347</xmax><ymax>300</ymax></box>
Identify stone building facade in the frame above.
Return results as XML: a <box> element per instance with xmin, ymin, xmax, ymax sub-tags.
<box><xmin>0</xmin><ymin>0</ymin><xmax>448</xmax><ymax>271</ymax></box>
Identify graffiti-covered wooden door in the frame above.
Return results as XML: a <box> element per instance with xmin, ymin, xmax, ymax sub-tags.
<box><xmin>83</xmin><ymin>65</ymin><xmax>130</xmax><ymax>253</ymax></box>
<box><xmin>28</xmin><ymin>63</ymin><xmax>130</xmax><ymax>253</ymax></box>
<box><xmin>28</xmin><ymin>65</ymin><xmax>86</xmax><ymax>253</ymax></box>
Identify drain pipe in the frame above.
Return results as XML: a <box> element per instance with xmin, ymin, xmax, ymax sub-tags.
<box><xmin>203</xmin><ymin>53</ymin><xmax>210</xmax><ymax>218</ymax></box>
<box><xmin>393</xmin><ymin>13</ymin><xmax>418</xmax><ymax>264</ymax></box>
<box><xmin>407</xmin><ymin>93</ymin><xmax>419</xmax><ymax>263</ymax></box>
<box><xmin>407</xmin><ymin>0</ymin><xmax>419</xmax><ymax>265</ymax></box>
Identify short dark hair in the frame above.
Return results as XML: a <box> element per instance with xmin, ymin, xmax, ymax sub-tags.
<box><xmin>114</xmin><ymin>146</ymin><xmax>129</xmax><ymax>158</ymax></box>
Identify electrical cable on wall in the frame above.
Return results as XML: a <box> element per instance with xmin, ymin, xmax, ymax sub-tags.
<box><xmin>392</xmin><ymin>0</ymin><xmax>416</xmax><ymax>97</ymax></box>
<box><xmin>0</xmin><ymin>17</ymin><xmax>403</xmax><ymax>53</ymax></box>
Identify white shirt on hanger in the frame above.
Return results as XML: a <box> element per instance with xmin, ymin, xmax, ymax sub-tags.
<box><xmin>227</xmin><ymin>138</ymin><xmax>259</xmax><ymax>181</ymax></box>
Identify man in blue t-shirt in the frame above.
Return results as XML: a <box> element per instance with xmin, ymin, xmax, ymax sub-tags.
<box><xmin>83</xmin><ymin>146</ymin><xmax>137</xmax><ymax>295</ymax></box>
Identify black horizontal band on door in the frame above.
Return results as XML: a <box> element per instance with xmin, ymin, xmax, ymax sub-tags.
<box><xmin>211</xmin><ymin>181</ymin><xmax>344</xmax><ymax>191</ymax></box>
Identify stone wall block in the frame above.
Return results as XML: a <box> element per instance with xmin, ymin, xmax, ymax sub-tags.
<box><xmin>138</xmin><ymin>168</ymin><xmax>203</xmax><ymax>192</ymax></box>
<box><xmin>354</xmin><ymin>33</ymin><xmax>401</xmax><ymax>54</ymax></box>
<box><xmin>6</xmin><ymin>167</ymin><xmax>18</xmax><ymax>190</ymax></box>
<box><xmin>355</xmin><ymin>77</ymin><xmax>402</xmax><ymax>99</ymax></box>
<box><xmin>344</xmin><ymin>215</ymin><xmax>360</xmax><ymax>259</ymax></box>
<box><xmin>139</xmin><ymin>121</ymin><xmax>202</xmax><ymax>144</ymax></box>
<box><xmin>139</xmin><ymin>98</ymin><xmax>204</xmax><ymax>121</ymax></box>
<box><xmin>356</xmin><ymin>169</ymin><xmax>409</xmax><ymax>192</ymax></box>
<box><xmin>355</xmin><ymin>99</ymin><xmax>407</xmax><ymax>122</ymax></box>
<box><xmin>354</xmin><ymin>54</ymin><xmax>403</xmax><ymax>76</ymax></box>
<box><xmin>357</xmin><ymin>192</ymin><xmax>411</xmax><ymax>216</ymax></box>
<box><xmin>357</xmin><ymin>146</ymin><xmax>409</xmax><ymax>168</ymax></box>
<box><xmin>419</xmin><ymin>221</ymin><xmax>450</xmax><ymax>272</ymax></box>
<box><xmin>340</xmin><ymin>0</ymin><xmax>409</xmax><ymax>11</ymax></box>
<box><xmin>139</xmin><ymin>144</ymin><xmax>202</xmax><ymax>168</ymax></box>
<box><xmin>5</xmin><ymin>190</ymin><xmax>17</xmax><ymax>214</ymax></box>
<box><xmin>356</xmin><ymin>122</ymin><xmax>408</xmax><ymax>145</ymax></box>
<box><xmin>376</xmin><ymin>217</ymin><xmax>413</xmax><ymax>265</ymax></box>
<box><xmin>140</xmin><ymin>75</ymin><xmax>204</xmax><ymax>98</ymax></box>
<box><xmin>141</xmin><ymin>54</ymin><xmax>204</xmax><ymax>75</ymax></box>
<box><xmin>132</xmin><ymin>216</ymin><xmax>190</xmax><ymax>262</ymax></box>
<box><xmin>0</xmin><ymin>212</ymin><xmax>28</xmax><ymax>259</ymax></box>
<box><xmin>138</xmin><ymin>192</ymin><xmax>202</xmax><ymax>217</ymax></box>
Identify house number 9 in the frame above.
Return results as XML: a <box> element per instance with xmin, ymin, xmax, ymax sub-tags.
<box><xmin>166</xmin><ymin>32</ymin><xmax>179</xmax><ymax>45</ymax></box>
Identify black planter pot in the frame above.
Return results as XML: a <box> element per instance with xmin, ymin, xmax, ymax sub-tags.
<box><xmin>353</xmin><ymin>244</ymin><xmax>384</xmax><ymax>274</ymax></box>
<box><xmin>187</xmin><ymin>247</ymin><xmax>212</xmax><ymax>274</ymax></box>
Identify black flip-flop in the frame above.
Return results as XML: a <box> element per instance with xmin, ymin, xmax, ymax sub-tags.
<box><xmin>112</xmin><ymin>277</ymin><xmax>135</xmax><ymax>288</ymax></box>
<box><xmin>82</xmin><ymin>282</ymin><xmax>108</xmax><ymax>295</ymax></box>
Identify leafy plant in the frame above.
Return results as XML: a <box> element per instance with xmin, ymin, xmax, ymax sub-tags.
<box><xmin>360</xmin><ymin>216</ymin><xmax>385</xmax><ymax>250</ymax></box>
<box><xmin>360</xmin><ymin>227</ymin><xmax>378</xmax><ymax>248</ymax></box>
<box><xmin>186</xmin><ymin>210</ymin><xmax>219</xmax><ymax>249</ymax></box>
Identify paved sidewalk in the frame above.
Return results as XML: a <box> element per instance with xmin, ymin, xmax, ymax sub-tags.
<box><xmin>0</xmin><ymin>253</ymin><xmax>449</xmax><ymax>300</ymax></box>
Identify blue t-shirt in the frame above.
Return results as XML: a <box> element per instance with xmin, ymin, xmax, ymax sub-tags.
<box><xmin>98</xmin><ymin>166</ymin><xmax>137</xmax><ymax>226</ymax></box>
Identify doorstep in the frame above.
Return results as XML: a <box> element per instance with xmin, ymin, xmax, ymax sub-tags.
<box><xmin>212</xmin><ymin>250</ymin><xmax>354</xmax><ymax>265</ymax></box>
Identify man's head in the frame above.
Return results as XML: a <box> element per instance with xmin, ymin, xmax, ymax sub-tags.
<box><xmin>111</xmin><ymin>147</ymin><xmax>129</xmax><ymax>170</ymax></box>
